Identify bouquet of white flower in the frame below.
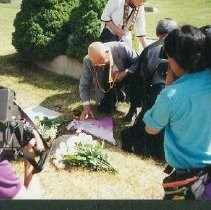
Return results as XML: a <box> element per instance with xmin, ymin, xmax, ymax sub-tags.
<box><xmin>35</xmin><ymin>116</ymin><xmax>60</xmax><ymax>143</ymax></box>
<box><xmin>53</xmin><ymin>132</ymin><xmax>117</xmax><ymax>173</ymax></box>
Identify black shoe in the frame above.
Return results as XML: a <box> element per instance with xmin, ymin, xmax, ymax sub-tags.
<box><xmin>122</xmin><ymin>146</ymin><xmax>133</xmax><ymax>153</ymax></box>
<box><xmin>122</xmin><ymin>107</ymin><xmax>137</xmax><ymax>122</ymax></box>
<box><xmin>116</xmin><ymin>89</ymin><xmax>126</xmax><ymax>102</ymax></box>
<box><xmin>97</xmin><ymin>103</ymin><xmax>116</xmax><ymax>114</ymax></box>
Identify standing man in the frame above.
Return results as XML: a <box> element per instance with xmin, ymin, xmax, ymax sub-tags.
<box><xmin>125</xmin><ymin>18</ymin><xmax>178</xmax><ymax>120</ymax></box>
<box><xmin>79</xmin><ymin>41</ymin><xmax>141</xmax><ymax>120</ymax></box>
<box><xmin>99</xmin><ymin>0</ymin><xmax>148</xmax><ymax>49</ymax></box>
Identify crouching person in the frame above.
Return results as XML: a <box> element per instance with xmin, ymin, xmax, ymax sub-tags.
<box><xmin>79</xmin><ymin>41</ymin><xmax>141</xmax><ymax>120</ymax></box>
<box><xmin>143</xmin><ymin>25</ymin><xmax>211</xmax><ymax>200</ymax></box>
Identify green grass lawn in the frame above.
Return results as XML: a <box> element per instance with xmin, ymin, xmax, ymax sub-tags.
<box><xmin>146</xmin><ymin>0</ymin><xmax>211</xmax><ymax>37</ymax></box>
<box><xmin>0</xmin><ymin>3</ymin><xmax>20</xmax><ymax>55</ymax></box>
<box><xmin>0</xmin><ymin>1</ymin><xmax>211</xmax><ymax>199</ymax></box>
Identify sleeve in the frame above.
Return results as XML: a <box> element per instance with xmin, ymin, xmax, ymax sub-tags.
<box><xmin>136</xmin><ymin>5</ymin><xmax>146</xmax><ymax>37</ymax></box>
<box><xmin>127</xmin><ymin>56</ymin><xmax>140</xmax><ymax>74</ymax></box>
<box><xmin>101</xmin><ymin>0</ymin><xmax>118</xmax><ymax>22</ymax></box>
<box><xmin>79</xmin><ymin>56</ymin><xmax>93</xmax><ymax>103</ymax></box>
<box><xmin>0</xmin><ymin>160</ymin><xmax>22</xmax><ymax>199</ymax></box>
<box><xmin>137</xmin><ymin>48</ymin><xmax>148</xmax><ymax>77</ymax></box>
<box><xmin>124</xmin><ymin>44</ymin><xmax>139</xmax><ymax>74</ymax></box>
<box><xmin>143</xmin><ymin>90</ymin><xmax>171</xmax><ymax>131</ymax></box>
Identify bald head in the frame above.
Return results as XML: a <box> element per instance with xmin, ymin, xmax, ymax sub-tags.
<box><xmin>88</xmin><ymin>42</ymin><xmax>109</xmax><ymax>66</ymax></box>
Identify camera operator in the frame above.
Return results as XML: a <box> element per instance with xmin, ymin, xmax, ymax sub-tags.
<box><xmin>0</xmin><ymin>157</ymin><xmax>41</xmax><ymax>199</ymax></box>
<box><xmin>20</xmin><ymin>111</ymin><xmax>45</xmax><ymax>188</ymax></box>
<box><xmin>0</xmin><ymin>88</ymin><xmax>45</xmax><ymax>199</ymax></box>
<box><xmin>0</xmin><ymin>141</ymin><xmax>44</xmax><ymax>199</ymax></box>
<box><xmin>0</xmin><ymin>114</ymin><xmax>45</xmax><ymax>199</ymax></box>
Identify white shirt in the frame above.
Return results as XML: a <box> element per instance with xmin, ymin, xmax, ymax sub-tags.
<box><xmin>101</xmin><ymin>0</ymin><xmax>146</xmax><ymax>47</ymax></box>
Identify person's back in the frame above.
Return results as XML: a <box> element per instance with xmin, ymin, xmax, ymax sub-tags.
<box><xmin>143</xmin><ymin>25</ymin><xmax>211</xmax><ymax>200</ymax></box>
<box><xmin>161</xmin><ymin>69</ymin><xmax>211</xmax><ymax>168</ymax></box>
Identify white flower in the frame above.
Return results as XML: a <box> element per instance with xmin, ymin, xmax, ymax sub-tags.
<box><xmin>67</xmin><ymin>145</ymin><xmax>76</xmax><ymax>154</ymax></box>
<box><xmin>76</xmin><ymin>129</ymin><xmax>82</xmax><ymax>134</ymax></box>
<box><xmin>59</xmin><ymin>142</ymin><xmax>68</xmax><ymax>155</ymax></box>
<box><xmin>53</xmin><ymin>159</ymin><xmax>65</xmax><ymax>169</ymax></box>
<box><xmin>77</xmin><ymin>133</ymin><xmax>94</xmax><ymax>144</ymax></box>
<box><xmin>54</xmin><ymin>149</ymin><xmax>63</xmax><ymax>160</ymax></box>
<box><xmin>85</xmin><ymin>134</ymin><xmax>93</xmax><ymax>141</ymax></box>
<box><xmin>52</xmin><ymin>133</ymin><xmax>108</xmax><ymax>171</ymax></box>
<box><xmin>56</xmin><ymin>162</ymin><xmax>65</xmax><ymax>169</ymax></box>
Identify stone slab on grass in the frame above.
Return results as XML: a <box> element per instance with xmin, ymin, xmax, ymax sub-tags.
<box><xmin>23</xmin><ymin>105</ymin><xmax>62</xmax><ymax>122</ymax></box>
<box><xmin>37</xmin><ymin>55</ymin><xmax>83</xmax><ymax>80</ymax></box>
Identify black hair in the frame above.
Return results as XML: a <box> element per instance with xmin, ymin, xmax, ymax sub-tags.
<box><xmin>164</xmin><ymin>25</ymin><xmax>207</xmax><ymax>73</ymax></box>
<box><xmin>200</xmin><ymin>25</ymin><xmax>211</xmax><ymax>68</ymax></box>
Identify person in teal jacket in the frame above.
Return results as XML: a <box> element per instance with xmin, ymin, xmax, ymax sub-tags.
<box><xmin>143</xmin><ymin>25</ymin><xmax>211</xmax><ymax>200</ymax></box>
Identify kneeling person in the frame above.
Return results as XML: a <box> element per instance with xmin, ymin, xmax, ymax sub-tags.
<box><xmin>79</xmin><ymin>41</ymin><xmax>140</xmax><ymax>120</ymax></box>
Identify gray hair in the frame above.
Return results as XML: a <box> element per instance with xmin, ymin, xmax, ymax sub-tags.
<box><xmin>156</xmin><ymin>18</ymin><xmax>178</xmax><ymax>36</ymax></box>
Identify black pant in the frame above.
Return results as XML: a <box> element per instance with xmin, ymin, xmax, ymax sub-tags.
<box><xmin>98</xmin><ymin>73</ymin><xmax>144</xmax><ymax>114</ymax></box>
<box><xmin>121</xmin><ymin>83</ymin><xmax>165</xmax><ymax>159</ymax></box>
<box><xmin>123</xmin><ymin>73</ymin><xmax>144</xmax><ymax>108</ymax></box>
<box><xmin>99</xmin><ymin>28</ymin><xmax>120</xmax><ymax>43</ymax></box>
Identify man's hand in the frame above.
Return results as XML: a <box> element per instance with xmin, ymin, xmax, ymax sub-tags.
<box><xmin>139</xmin><ymin>36</ymin><xmax>148</xmax><ymax>49</ymax></box>
<box><xmin>32</xmin><ymin>129</ymin><xmax>45</xmax><ymax>152</ymax></box>
<box><xmin>114</xmin><ymin>27</ymin><xmax>125</xmax><ymax>38</ymax></box>
<box><xmin>145</xmin><ymin>126</ymin><xmax>160</xmax><ymax>135</ymax></box>
<box><xmin>106</xmin><ymin>21</ymin><xmax>125</xmax><ymax>38</ymax></box>
<box><xmin>113</xmin><ymin>71</ymin><xmax>128</xmax><ymax>82</ymax></box>
<box><xmin>80</xmin><ymin>105</ymin><xmax>94</xmax><ymax>120</ymax></box>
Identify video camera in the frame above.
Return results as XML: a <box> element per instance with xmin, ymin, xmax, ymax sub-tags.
<box><xmin>0</xmin><ymin>87</ymin><xmax>51</xmax><ymax>173</ymax></box>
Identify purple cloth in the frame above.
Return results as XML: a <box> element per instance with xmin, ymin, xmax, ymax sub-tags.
<box><xmin>0</xmin><ymin>159</ymin><xmax>21</xmax><ymax>199</ymax></box>
<box><xmin>203</xmin><ymin>182</ymin><xmax>211</xmax><ymax>200</ymax></box>
<box><xmin>67</xmin><ymin>117</ymin><xmax>115</xmax><ymax>144</ymax></box>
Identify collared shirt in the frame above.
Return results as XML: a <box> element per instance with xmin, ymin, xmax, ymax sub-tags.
<box><xmin>143</xmin><ymin>69</ymin><xmax>211</xmax><ymax>169</ymax></box>
<box><xmin>101</xmin><ymin>0</ymin><xmax>146</xmax><ymax>37</ymax></box>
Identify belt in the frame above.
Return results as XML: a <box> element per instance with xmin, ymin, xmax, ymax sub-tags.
<box><xmin>164</xmin><ymin>164</ymin><xmax>206</xmax><ymax>176</ymax></box>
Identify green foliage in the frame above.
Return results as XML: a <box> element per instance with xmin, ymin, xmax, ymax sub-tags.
<box><xmin>35</xmin><ymin>116</ymin><xmax>62</xmax><ymax>143</ymax></box>
<box><xmin>64</xmin><ymin>142</ymin><xmax>117</xmax><ymax>173</ymax></box>
<box><xmin>12</xmin><ymin>0</ymin><xmax>106</xmax><ymax>61</ymax></box>
<box><xmin>12</xmin><ymin>0</ymin><xmax>80</xmax><ymax>61</ymax></box>
<box><xmin>66</xmin><ymin>0</ymin><xmax>107</xmax><ymax>60</ymax></box>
